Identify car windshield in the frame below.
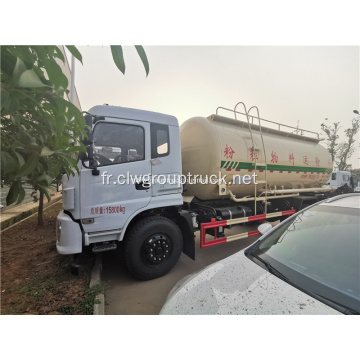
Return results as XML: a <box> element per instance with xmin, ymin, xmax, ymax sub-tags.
<box><xmin>249</xmin><ymin>204</ymin><xmax>360</xmax><ymax>312</ymax></box>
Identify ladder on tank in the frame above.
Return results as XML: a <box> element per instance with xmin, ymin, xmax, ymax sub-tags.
<box><xmin>233</xmin><ymin>102</ymin><xmax>268</xmax><ymax>215</ymax></box>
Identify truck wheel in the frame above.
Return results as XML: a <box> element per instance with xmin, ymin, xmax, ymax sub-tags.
<box><xmin>123</xmin><ymin>216</ymin><xmax>183</xmax><ymax>280</ymax></box>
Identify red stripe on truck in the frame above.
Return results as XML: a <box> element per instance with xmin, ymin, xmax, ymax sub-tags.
<box><xmin>200</xmin><ymin>210</ymin><xmax>296</xmax><ymax>248</ymax></box>
<box><xmin>281</xmin><ymin>210</ymin><xmax>296</xmax><ymax>216</ymax></box>
<box><xmin>248</xmin><ymin>214</ymin><xmax>267</xmax><ymax>222</ymax></box>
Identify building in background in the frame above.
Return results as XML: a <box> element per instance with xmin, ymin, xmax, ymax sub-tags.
<box><xmin>58</xmin><ymin>46</ymin><xmax>81</xmax><ymax>110</ymax></box>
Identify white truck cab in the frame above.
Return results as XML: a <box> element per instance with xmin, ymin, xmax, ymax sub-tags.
<box><xmin>327</xmin><ymin>170</ymin><xmax>354</xmax><ymax>190</ymax></box>
<box><xmin>56</xmin><ymin>105</ymin><xmax>194</xmax><ymax>280</ymax></box>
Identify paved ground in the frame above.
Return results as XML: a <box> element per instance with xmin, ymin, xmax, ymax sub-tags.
<box><xmin>103</xmin><ymin>224</ymin><xmax>260</xmax><ymax>315</ymax></box>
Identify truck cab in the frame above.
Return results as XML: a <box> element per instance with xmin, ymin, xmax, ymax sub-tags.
<box><xmin>327</xmin><ymin>170</ymin><xmax>354</xmax><ymax>190</ymax></box>
<box><xmin>56</xmin><ymin>105</ymin><xmax>194</xmax><ymax>280</ymax></box>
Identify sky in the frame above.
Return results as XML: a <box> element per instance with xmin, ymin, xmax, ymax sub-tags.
<box><xmin>71</xmin><ymin>46</ymin><xmax>360</xmax><ymax>168</ymax></box>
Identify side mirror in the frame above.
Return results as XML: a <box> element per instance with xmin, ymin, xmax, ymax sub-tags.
<box><xmin>78</xmin><ymin>144</ymin><xmax>94</xmax><ymax>162</ymax></box>
<box><xmin>79</xmin><ymin>113</ymin><xmax>101</xmax><ymax>176</ymax></box>
<box><xmin>79</xmin><ymin>144</ymin><xmax>99</xmax><ymax>176</ymax></box>
<box><xmin>258</xmin><ymin>223</ymin><xmax>272</xmax><ymax>235</ymax></box>
<box><xmin>81</xmin><ymin>114</ymin><xmax>94</xmax><ymax>146</ymax></box>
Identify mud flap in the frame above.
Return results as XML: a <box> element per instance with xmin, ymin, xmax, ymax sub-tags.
<box><xmin>178</xmin><ymin>210</ymin><xmax>195</xmax><ymax>260</ymax></box>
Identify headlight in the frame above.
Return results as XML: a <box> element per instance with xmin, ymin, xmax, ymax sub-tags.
<box><xmin>56</xmin><ymin>220</ymin><xmax>62</xmax><ymax>242</ymax></box>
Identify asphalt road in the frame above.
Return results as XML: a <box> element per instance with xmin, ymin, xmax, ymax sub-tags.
<box><xmin>102</xmin><ymin>224</ymin><xmax>260</xmax><ymax>315</ymax></box>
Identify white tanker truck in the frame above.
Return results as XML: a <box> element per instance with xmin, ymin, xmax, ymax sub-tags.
<box><xmin>56</xmin><ymin>102</ymin><xmax>339</xmax><ymax>280</ymax></box>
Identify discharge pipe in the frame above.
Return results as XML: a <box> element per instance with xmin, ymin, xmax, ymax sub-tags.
<box><xmin>229</xmin><ymin>186</ymin><xmax>333</xmax><ymax>203</ymax></box>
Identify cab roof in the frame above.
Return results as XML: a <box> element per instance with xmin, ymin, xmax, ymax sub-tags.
<box><xmin>88</xmin><ymin>105</ymin><xmax>179</xmax><ymax>127</ymax></box>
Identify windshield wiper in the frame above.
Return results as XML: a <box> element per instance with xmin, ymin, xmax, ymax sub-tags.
<box><xmin>251</xmin><ymin>254</ymin><xmax>290</xmax><ymax>282</ymax></box>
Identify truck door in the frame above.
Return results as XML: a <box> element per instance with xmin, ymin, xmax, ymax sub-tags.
<box><xmin>150</xmin><ymin>123</ymin><xmax>183</xmax><ymax>197</ymax></box>
<box><xmin>79</xmin><ymin>119</ymin><xmax>151</xmax><ymax>234</ymax></box>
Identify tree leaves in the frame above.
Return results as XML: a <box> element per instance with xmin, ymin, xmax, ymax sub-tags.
<box><xmin>321</xmin><ymin>119</ymin><xmax>360</xmax><ymax>170</ymax></box>
<box><xmin>336</xmin><ymin>118</ymin><xmax>360</xmax><ymax>171</ymax></box>
<box><xmin>13</xmin><ymin>46</ymin><xmax>35</xmax><ymax>69</ymax></box>
<box><xmin>111</xmin><ymin>45</ymin><xmax>150</xmax><ymax>76</ymax></box>
<box><xmin>16</xmin><ymin>153</ymin><xmax>39</xmax><ymax>177</ymax></box>
<box><xmin>65</xmin><ymin>45</ymin><xmax>83</xmax><ymax>64</ymax></box>
<box><xmin>1</xmin><ymin>89</ymin><xmax>19</xmax><ymax>116</ymax></box>
<box><xmin>1</xmin><ymin>151</ymin><xmax>18</xmax><ymax>175</ymax></box>
<box><xmin>43</xmin><ymin>59</ymin><xmax>69</xmax><ymax>89</ymax></box>
<box><xmin>11</xmin><ymin>57</ymin><xmax>27</xmax><ymax>85</ymax></box>
<box><xmin>111</xmin><ymin>46</ymin><xmax>125</xmax><ymax>74</ymax></box>
<box><xmin>18</xmin><ymin>69</ymin><xmax>49</xmax><ymax>88</ymax></box>
<box><xmin>17</xmin><ymin>185</ymin><xmax>26</xmax><ymax>204</ymax></box>
<box><xmin>40</xmin><ymin>147</ymin><xmax>54</xmax><ymax>157</ymax></box>
<box><xmin>135</xmin><ymin>45</ymin><xmax>149</xmax><ymax>77</ymax></box>
<box><xmin>14</xmin><ymin>151</ymin><xmax>25</xmax><ymax>168</ymax></box>
<box><xmin>6</xmin><ymin>181</ymin><xmax>25</xmax><ymax>205</ymax></box>
<box><xmin>1</xmin><ymin>46</ymin><xmax>87</xmax><ymax>206</ymax></box>
<box><xmin>1</xmin><ymin>44</ymin><xmax>150</xmax><ymax>208</ymax></box>
<box><xmin>6</xmin><ymin>182</ymin><xmax>21</xmax><ymax>205</ymax></box>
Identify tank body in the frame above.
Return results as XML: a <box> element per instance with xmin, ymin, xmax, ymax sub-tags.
<box><xmin>180</xmin><ymin>115</ymin><xmax>333</xmax><ymax>201</ymax></box>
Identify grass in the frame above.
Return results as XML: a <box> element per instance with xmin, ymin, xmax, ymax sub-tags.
<box><xmin>58</xmin><ymin>281</ymin><xmax>108</xmax><ymax>315</ymax></box>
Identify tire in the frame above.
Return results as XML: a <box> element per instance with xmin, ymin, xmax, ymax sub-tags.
<box><xmin>123</xmin><ymin>216</ymin><xmax>183</xmax><ymax>280</ymax></box>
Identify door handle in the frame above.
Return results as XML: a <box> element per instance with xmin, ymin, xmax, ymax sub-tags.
<box><xmin>135</xmin><ymin>181</ymin><xmax>149</xmax><ymax>190</ymax></box>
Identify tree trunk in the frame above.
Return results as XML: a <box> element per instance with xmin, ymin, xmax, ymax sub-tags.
<box><xmin>38</xmin><ymin>190</ymin><xmax>44</xmax><ymax>226</ymax></box>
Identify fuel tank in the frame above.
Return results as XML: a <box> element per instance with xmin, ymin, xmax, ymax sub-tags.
<box><xmin>180</xmin><ymin>114</ymin><xmax>332</xmax><ymax>201</ymax></box>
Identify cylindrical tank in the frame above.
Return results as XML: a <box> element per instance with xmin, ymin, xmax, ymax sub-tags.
<box><xmin>180</xmin><ymin>115</ymin><xmax>333</xmax><ymax>201</ymax></box>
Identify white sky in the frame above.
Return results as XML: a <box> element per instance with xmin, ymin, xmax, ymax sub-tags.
<box><xmin>72</xmin><ymin>46</ymin><xmax>360</xmax><ymax>168</ymax></box>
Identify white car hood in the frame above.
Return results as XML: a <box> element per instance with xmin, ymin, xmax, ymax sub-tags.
<box><xmin>160</xmin><ymin>250</ymin><xmax>341</xmax><ymax>315</ymax></box>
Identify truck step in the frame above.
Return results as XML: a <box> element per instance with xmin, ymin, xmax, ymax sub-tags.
<box><xmin>92</xmin><ymin>242</ymin><xmax>117</xmax><ymax>253</ymax></box>
<box><xmin>256</xmin><ymin>180</ymin><xmax>267</xmax><ymax>184</ymax></box>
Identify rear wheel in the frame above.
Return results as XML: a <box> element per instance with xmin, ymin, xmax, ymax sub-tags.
<box><xmin>123</xmin><ymin>216</ymin><xmax>183</xmax><ymax>280</ymax></box>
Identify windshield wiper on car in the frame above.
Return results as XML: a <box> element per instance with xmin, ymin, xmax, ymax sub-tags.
<box><xmin>250</xmin><ymin>254</ymin><xmax>290</xmax><ymax>283</ymax></box>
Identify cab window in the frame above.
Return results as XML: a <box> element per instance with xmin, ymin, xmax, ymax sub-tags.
<box><xmin>151</xmin><ymin>124</ymin><xmax>169</xmax><ymax>158</ymax></box>
<box><xmin>93</xmin><ymin>122</ymin><xmax>145</xmax><ymax>166</ymax></box>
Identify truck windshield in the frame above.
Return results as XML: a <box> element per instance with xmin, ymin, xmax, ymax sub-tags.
<box><xmin>248</xmin><ymin>205</ymin><xmax>360</xmax><ymax>312</ymax></box>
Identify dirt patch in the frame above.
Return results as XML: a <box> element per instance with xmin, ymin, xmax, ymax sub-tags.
<box><xmin>1</xmin><ymin>202</ymin><xmax>98</xmax><ymax>315</ymax></box>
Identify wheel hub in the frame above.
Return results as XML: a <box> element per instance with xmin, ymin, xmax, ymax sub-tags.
<box><xmin>143</xmin><ymin>234</ymin><xmax>171</xmax><ymax>265</ymax></box>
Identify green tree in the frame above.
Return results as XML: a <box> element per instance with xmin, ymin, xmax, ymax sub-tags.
<box><xmin>320</xmin><ymin>120</ymin><xmax>340</xmax><ymax>164</ymax></box>
<box><xmin>1</xmin><ymin>45</ymin><xmax>149</xmax><ymax>225</ymax></box>
<box><xmin>336</xmin><ymin>117</ymin><xmax>360</xmax><ymax>171</ymax></box>
<box><xmin>321</xmin><ymin>115</ymin><xmax>360</xmax><ymax>171</ymax></box>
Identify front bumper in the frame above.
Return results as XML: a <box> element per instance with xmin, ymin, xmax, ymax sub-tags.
<box><xmin>56</xmin><ymin>210</ymin><xmax>83</xmax><ymax>255</ymax></box>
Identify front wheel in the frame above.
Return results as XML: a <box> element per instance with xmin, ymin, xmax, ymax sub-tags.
<box><xmin>123</xmin><ymin>216</ymin><xmax>183</xmax><ymax>280</ymax></box>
